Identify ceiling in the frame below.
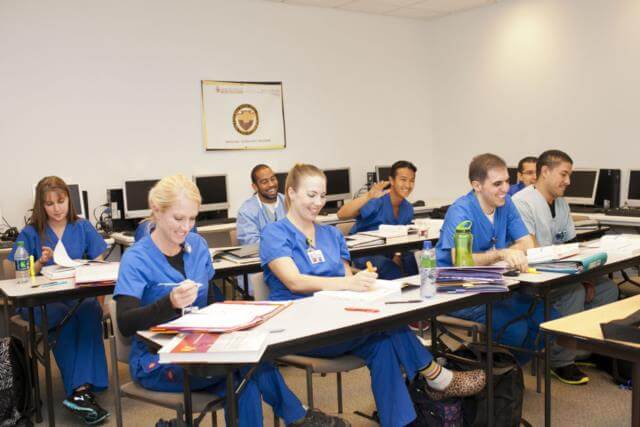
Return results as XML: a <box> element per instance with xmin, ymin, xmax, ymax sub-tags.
<box><xmin>260</xmin><ymin>0</ymin><xmax>500</xmax><ymax>20</ymax></box>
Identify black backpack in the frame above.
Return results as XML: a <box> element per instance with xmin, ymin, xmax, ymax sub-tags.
<box><xmin>0</xmin><ymin>337</ymin><xmax>33</xmax><ymax>426</ymax></box>
<box><xmin>446</xmin><ymin>344</ymin><xmax>529</xmax><ymax>427</ymax></box>
<box><xmin>407</xmin><ymin>374</ymin><xmax>464</xmax><ymax>427</ymax></box>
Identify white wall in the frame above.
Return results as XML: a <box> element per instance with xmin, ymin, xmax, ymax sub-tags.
<box><xmin>425</xmin><ymin>0</ymin><xmax>640</xmax><ymax>199</ymax></box>
<box><xmin>0</xmin><ymin>0</ymin><xmax>434</xmax><ymax>226</ymax></box>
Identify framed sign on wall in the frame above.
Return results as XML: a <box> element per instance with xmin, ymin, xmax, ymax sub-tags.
<box><xmin>201</xmin><ymin>80</ymin><xmax>286</xmax><ymax>151</ymax></box>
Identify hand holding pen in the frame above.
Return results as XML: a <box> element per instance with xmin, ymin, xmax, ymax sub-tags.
<box><xmin>346</xmin><ymin>261</ymin><xmax>377</xmax><ymax>292</ymax></box>
<box><xmin>168</xmin><ymin>280</ymin><xmax>200</xmax><ymax>312</ymax></box>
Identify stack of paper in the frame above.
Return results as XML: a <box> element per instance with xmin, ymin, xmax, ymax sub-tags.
<box><xmin>152</xmin><ymin>301</ymin><xmax>290</xmax><ymax>333</ymax></box>
<box><xmin>75</xmin><ymin>263</ymin><xmax>119</xmax><ymax>284</ymax></box>
<box><xmin>313</xmin><ymin>280</ymin><xmax>402</xmax><ymax>302</ymax></box>
<box><xmin>362</xmin><ymin>224</ymin><xmax>408</xmax><ymax>239</ymax></box>
<box><xmin>345</xmin><ymin>234</ymin><xmax>385</xmax><ymax>248</ymax></box>
<box><xmin>527</xmin><ymin>243</ymin><xmax>580</xmax><ymax>263</ymax></box>
<box><xmin>597</xmin><ymin>235</ymin><xmax>640</xmax><ymax>257</ymax></box>
<box><xmin>158</xmin><ymin>330</ymin><xmax>269</xmax><ymax>364</ymax></box>
<box><xmin>53</xmin><ymin>241</ymin><xmax>89</xmax><ymax>268</ymax></box>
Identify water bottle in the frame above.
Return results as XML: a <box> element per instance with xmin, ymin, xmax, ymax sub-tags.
<box><xmin>419</xmin><ymin>241</ymin><xmax>436</xmax><ymax>298</ymax></box>
<box><xmin>14</xmin><ymin>242</ymin><xmax>30</xmax><ymax>284</ymax></box>
<box><xmin>454</xmin><ymin>220</ymin><xmax>475</xmax><ymax>267</ymax></box>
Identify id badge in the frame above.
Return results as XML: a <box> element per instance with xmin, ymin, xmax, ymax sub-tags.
<box><xmin>307</xmin><ymin>248</ymin><xmax>326</xmax><ymax>264</ymax></box>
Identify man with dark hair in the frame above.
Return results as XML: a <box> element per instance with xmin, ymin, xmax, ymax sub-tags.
<box><xmin>338</xmin><ymin>160</ymin><xmax>418</xmax><ymax>279</ymax></box>
<box><xmin>508</xmin><ymin>156</ymin><xmax>537</xmax><ymax>196</ymax></box>
<box><xmin>513</xmin><ymin>149</ymin><xmax>618</xmax><ymax>384</ymax></box>
<box><xmin>237</xmin><ymin>164</ymin><xmax>286</xmax><ymax>245</ymax></box>
<box><xmin>436</xmin><ymin>153</ymin><xmax>554</xmax><ymax>361</ymax></box>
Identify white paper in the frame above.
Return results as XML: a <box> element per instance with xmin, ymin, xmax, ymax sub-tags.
<box><xmin>159</xmin><ymin>303</ymin><xmax>280</xmax><ymax>330</ymax></box>
<box><xmin>314</xmin><ymin>279</ymin><xmax>402</xmax><ymax>302</ymax></box>
<box><xmin>53</xmin><ymin>241</ymin><xmax>88</xmax><ymax>267</ymax></box>
<box><xmin>527</xmin><ymin>243</ymin><xmax>580</xmax><ymax>263</ymax></box>
<box><xmin>74</xmin><ymin>263</ymin><xmax>119</xmax><ymax>283</ymax></box>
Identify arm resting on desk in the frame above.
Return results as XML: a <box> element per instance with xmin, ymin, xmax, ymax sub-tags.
<box><xmin>268</xmin><ymin>258</ymin><xmax>371</xmax><ymax>293</ymax></box>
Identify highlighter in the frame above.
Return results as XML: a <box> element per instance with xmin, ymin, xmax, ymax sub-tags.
<box><xmin>366</xmin><ymin>261</ymin><xmax>375</xmax><ymax>273</ymax></box>
<box><xmin>29</xmin><ymin>255</ymin><xmax>36</xmax><ymax>278</ymax></box>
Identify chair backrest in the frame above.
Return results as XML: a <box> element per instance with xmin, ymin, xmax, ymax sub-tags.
<box><xmin>108</xmin><ymin>298</ymin><xmax>133</xmax><ymax>363</ymax></box>
<box><xmin>229</xmin><ymin>228</ymin><xmax>239</xmax><ymax>246</ymax></box>
<box><xmin>335</xmin><ymin>221</ymin><xmax>355</xmax><ymax>237</ymax></box>
<box><xmin>252</xmin><ymin>272</ymin><xmax>270</xmax><ymax>301</ymax></box>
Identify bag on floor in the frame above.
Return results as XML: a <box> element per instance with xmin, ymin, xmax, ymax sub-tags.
<box><xmin>0</xmin><ymin>337</ymin><xmax>33</xmax><ymax>427</ymax></box>
<box><xmin>446</xmin><ymin>344</ymin><xmax>525</xmax><ymax>427</ymax></box>
<box><xmin>407</xmin><ymin>374</ymin><xmax>463</xmax><ymax>427</ymax></box>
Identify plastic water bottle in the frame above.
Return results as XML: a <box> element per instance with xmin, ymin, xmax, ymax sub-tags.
<box><xmin>419</xmin><ymin>241</ymin><xmax>436</xmax><ymax>298</ymax></box>
<box><xmin>14</xmin><ymin>242</ymin><xmax>30</xmax><ymax>284</ymax></box>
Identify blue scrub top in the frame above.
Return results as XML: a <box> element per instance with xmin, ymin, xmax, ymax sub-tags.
<box><xmin>260</xmin><ymin>218</ymin><xmax>351</xmax><ymax>301</ymax></box>
<box><xmin>507</xmin><ymin>182</ymin><xmax>526</xmax><ymax>197</ymax></box>
<box><xmin>435</xmin><ymin>191</ymin><xmax>529</xmax><ymax>266</ymax></box>
<box><xmin>350</xmin><ymin>193</ymin><xmax>414</xmax><ymax>234</ymax></box>
<box><xmin>134</xmin><ymin>220</ymin><xmax>197</xmax><ymax>243</ymax></box>
<box><xmin>236</xmin><ymin>194</ymin><xmax>287</xmax><ymax>245</ymax></box>
<box><xmin>8</xmin><ymin>219</ymin><xmax>106</xmax><ymax>264</ymax></box>
<box><xmin>114</xmin><ymin>232</ymin><xmax>213</xmax><ymax>382</ymax></box>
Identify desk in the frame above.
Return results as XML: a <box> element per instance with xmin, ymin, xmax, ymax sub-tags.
<box><xmin>140</xmin><ymin>282</ymin><xmax>511</xmax><ymax>427</ymax></box>
<box><xmin>541</xmin><ymin>295</ymin><xmax>640</xmax><ymax>427</ymax></box>
<box><xmin>515</xmin><ymin>243</ymin><xmax>640</xmax><ymax>427</ymax></box>
<box><xmin>0</xmin><ymin>277</ymin><xmax>115</xmax><ymax>426</ymax></box>
<box><xmin>575</xmin><ymin>213</ymin><xmax>640</xmax><ymax>229</ymax></box>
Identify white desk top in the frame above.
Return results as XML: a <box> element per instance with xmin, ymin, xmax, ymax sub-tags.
<box><xmin>573</xmin><ymin>212</ymin><xmax>640</xmax><ymax>227</ymax></box>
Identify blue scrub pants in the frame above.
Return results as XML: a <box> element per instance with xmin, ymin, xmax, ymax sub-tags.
<box><xmin>354</xmin><ymin>253</ymin><xmax>418</xmax><ymax>280</ymax></box>
<box><xmin>450</xmin><ymin>293</ymin><xmax>557</xmax><ymax>365</ymax></box>
<box><xmin>135</xmin><ymin>362</ymin><xmax>306</xmax><ymax>426</ymax></box>
<box><xmin>20</xmin><ymin>298</ymin><xmax>108</xmax><ymax>397</ymax></box>
<box><xmin>300</xmin><ymin>327</ymin><xmax>431</xmax><ymax>427</ymax></box>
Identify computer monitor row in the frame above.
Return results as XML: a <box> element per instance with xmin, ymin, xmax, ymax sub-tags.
<box><xmin>124</xmin><ymin>168</ymin><xmax>352</xmax><ymax>219</ymax></box>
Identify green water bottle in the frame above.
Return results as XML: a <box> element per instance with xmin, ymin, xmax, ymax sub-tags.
<box><xmin>454</xmin><ymin>220</ymin><xmax>474</xmax><ymax>266</ymax></box>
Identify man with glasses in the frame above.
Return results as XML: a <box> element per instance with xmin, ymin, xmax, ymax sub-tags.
<box><xmin>513</xmin><ymin>150</ymin><xmax>618</xmax><ymax>385</ymax></box>
<box><xmin>508</xmin><ymin>156</ymin><xmax>537</xmax><ymax>196</ymax></box>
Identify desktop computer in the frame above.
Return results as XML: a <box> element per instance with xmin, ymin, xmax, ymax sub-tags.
<box><xmin>566</xmin><ymin>169</ymin><xmax>599</xmax><ymax>207</ymax></box>
<box><xmin>193</xmin><ymin>175</ymin><xmax>233</xmax><ymax>226</ymax></box>
<box><xmin>322</xmin><ymin>168</ymin><xmax>351</xmax><ymax>214</ymax></box>
<box><xmin>123</xmin><ymin>178</ymin><xmax>160</xmax><ymax>219</ymax></box>
<box><xmin>594</xmin><ymin>169</ymin><xmax>621</xmax><ymax>209</ymax></box>
<box><xmin>275</xmin><ymin>172</ymin><xmax>287</xmax><ymax>194</ymax></box>
<box><xmin>375</xmin><ymin>165</ymin><xmax>392</xmax><ymax>182</ymax></box>
<box><xmin>606</xmin><ymin>170</ymin><xmax>640</xmax><ymax>217</ymax></box>
<box><xmin>508</xmin><ymin>167</ymin><xmax>518</xmax><ymax>185</ymax></box>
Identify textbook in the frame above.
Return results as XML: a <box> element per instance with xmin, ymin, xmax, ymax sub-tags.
<box><xmin>526</xmin><ymin>243</ymin><xmax>580</xmax><ymax>264</ymax></box>
<box><xmin>158</xmin><ymin>330</ymin><xmax>269</xmax><ymax>364</ymax></box>
<box><xmin>41</xmin><ymin>262</ymin><xmax>119</xmax><ymax>283</ymax></box>
<box><xmin>530</xmin><ymin>252</ymin><xmax>608</xmax><ymax>274</ymax></box>
<box><xmin>344</xmin><ymin>233</ymin><xmax>385</xmax><ymax>248</ymax></box>
<box><xmin>434</xmin><ymin>267</ymin><xmax>509</xmax><ymax>284</ymax></box>
<box><xmin>313</xmin><ymin>280</ymin><xmax>402</xmax><ymax>303</ymax></box>
<box><xmin>152</xmin><ymin>301</ymin><xmax>290</xmax><ymax>333</ymax></box>
<box><xmin>361</xmin><ymin>224</ymin><xmax>409</xmax><ymax>239</ymax></box>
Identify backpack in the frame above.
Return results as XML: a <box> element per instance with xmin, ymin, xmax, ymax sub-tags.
<box><xmin>407</xmin><ymin>374</ymin><xmax>463</xmax><ymax>427</ymax></box>
<box><xmin>0</xmin><ymin>337</ymin><xmax>33</xmax><ymax>427</ymax></box>
<box><xmin>446</xmin><ymin>344</ymin><xmax>528</xmax><ymax>427</ymax></box>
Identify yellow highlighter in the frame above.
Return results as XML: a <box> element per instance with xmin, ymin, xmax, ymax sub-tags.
<box><xmin>29</xmin><ymin>255</ymin><xmax>36</xmax><ymax>278</ymax></box>
<box><xmin>527</xmin><ymin>267</ymin><xmax>540</xmax><ymax>274</ymax></box>
<box><xmin>366</xmin><ymin>261</ymin><xmax>375</xmax><ymax>273</ymax></box>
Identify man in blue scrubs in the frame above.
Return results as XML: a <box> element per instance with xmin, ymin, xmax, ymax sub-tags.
<box><xmin>513</xmin><ymin>150</ymin><xmax>618</xmax><ymax>384</ymax></box>
<box><xmin>236</xmin><ymin>164</ymin><xmax>286</xmax><ymax>246</ymax></box>
<box><xmin>338</xmin><ymin>160</ymin><xmax>418</xmax><ymax>279</ymax></box>
<box><xmin>508</xmin><ymin>156</ymin><xmax>537</xmax><ymax>196</ymax></box>
<box><xmin>436</xmin><ymin>153</ymin><xmax>551</xmax><ymax>359</ymax></box>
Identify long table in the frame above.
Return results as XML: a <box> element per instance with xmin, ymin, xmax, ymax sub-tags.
<box><xmin>140</xmin><ymin>281</ymin><xmax>514</xmax><ymax>427</ymax></box>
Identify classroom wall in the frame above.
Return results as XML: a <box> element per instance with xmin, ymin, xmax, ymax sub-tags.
<box><xmin>0</xmin><ymin>0</ymin><xmax>434</xmax><ymax>226</ymax></box>
<box><xmin>425</xmin><ymin>0</ymin><xmax>640</xmax><ymax>200</ymax></box>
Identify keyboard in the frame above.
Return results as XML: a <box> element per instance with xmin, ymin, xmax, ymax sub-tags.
<box><xmin>0</xmin><ymin>240</ymin><xmax>14</xmax><ymax>249</ymax></box>
<box><xmin>604</xmin><ymin>208</ymin><xmax>640</xmax><ymax>217</ymax></box>
<box><xmin>320</xmin><ymin>207</ymin><xmax>340</xmax><ymax>215</ymax></box>
<box><xmin>570</xmin><ymin>205</ymin><xmax>604</xmax><ymax>214</ymax></box>
<box><xmin>196</xmin><ymin>217</ymin><xmax>236</xmax><ymax>227</ymax></box>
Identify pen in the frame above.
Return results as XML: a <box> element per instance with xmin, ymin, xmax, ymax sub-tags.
<box><xmin>31</xmin><ymin>280</ymin><xmax>68</xmax><ymax>288</ymax></box>
<box><xmin>345</xmin><ymin>307</ymin><xmax>379</xmax><ymax>313</ymax></box>
<box><xmin>385</xmin><ymin>300</ymin><xmax>423</xmax><ymax>304</ymax></box>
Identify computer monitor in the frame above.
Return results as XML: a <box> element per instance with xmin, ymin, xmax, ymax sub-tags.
<box><xmin>626</xmin><ymin>170</ymin><xmax>640</xmax><ymax>208</ymax></box>
<box><xmin>32</xmin><ymin>182</ymin><xmax>86</xmax><ymax>218</ymax></box>
<box><xmin>508</xmin><ymin>167</ymin><xmax>518</xmax><ymax>185</ymax></box>
<box><xmin>193</xmin><ymin>174</ymin><xmax>229</xmax><ymax>212</ymax></box>
<box><xmin>274</xmin><ymin>172</ymin><xmax>288</xmax><ymax>194</ymax></box>
<box><xmin>375</xmin><ymin>165</ymin><xmax>392</xmax><ymax>182</ymax></box>
<box><xmin>324</xmin><ymin>168</ymin><xmax>351</xmax><ymax>202</ymax></box>
<box><xmin>564</xmin><ymin>169</ymin><xmax>600</xmax><ymax>205</ymax></box>
<box><xmin>123</xmin><ymin>178</ymin><xmax>160</xmax><ymax>219</ymax></box>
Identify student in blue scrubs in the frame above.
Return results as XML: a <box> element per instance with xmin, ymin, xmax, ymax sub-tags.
<box><xmin>436</xmin><ymin>154</ymin><xmax>553</xmax><ymax>361</ymax></box>
<box><xmin>507</xmin><ymin>156</ymin><xmax>537</xmax><ymax>196</ymax></box>
<box><xmin>337</xmin><ymin>160</ymin><xmax>418</xmax><ymax>279</ymax></box>
<box><xmin>261</xmin><ymin>164</ymin><xmax>486</xmax><ymax>427</ymax></box>
<box><xmin>4</xmin><ymin>176</ymin><xmax>109</xmax><ymax>425</ymax></box>
<box><xmin>236</xmin><ymin>164</ymin><xmax>286</xmax><ymax>246</ymax></box>
<box><xmin>114</xmin><ymin>174</ymin><xmax>345</xmax><ymax>427</ymax></box>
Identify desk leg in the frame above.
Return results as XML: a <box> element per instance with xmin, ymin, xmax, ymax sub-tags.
<box><xmin>226</xmin><ymin>371</ymin><xmax>237</xmax><ymax>427</ymax></box>
<box><xmin>544</xmin><ymin>293</ymin><xmax>551</xmax><ymax>427</ymax></box>
<box><xmin>40</xmin><ymin>306</ymin><xmax>55</xmax><ymax>427</ymax></box>
<box><xmin>633</xmin><ymin>363</ymin><xmax>640</xmax><ymax>427</ymax></box>
<box><xmin>430</xmin><ymin>316</ymin><xmax>438</xmax><ymax>354</ymax></box>
<box><xmin>183</xmin><ymin>370</ymin><xmax>193</xmax><ymax>427</ymax></box>
<box><xmin>28</xmin><ymin>307</ymin><xmax>43</xmax><ymax>423</ymax></box>
<box><xmin>486</xmin><ymin>303</ymin><xmax>494</xmax><ymax>427</ymax></box>
<box><xmin>242</xmin><ymin>273</ymin><xmax>250</xmax><ymax>301</ymax></box>
<box><xmin>2</xmin><ymin>295</ymin><xmax>9</xmax><ymax>338</ymax></box>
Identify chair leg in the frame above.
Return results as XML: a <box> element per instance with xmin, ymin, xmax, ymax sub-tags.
<box><xmin>273</xmin><ymin>411</ymin><xmax>280</xmax><ymax>427</ymax></box>
<box><xmin>109</xmin><ymin>337</ymin><xmax>124</xmax><ymax>427</ymax></box>
<box><xmin>536</xmin><ymin>353</ymin><xmax>542</xmax><ymax>393</ymax></box>
<box><xmin>336</xmin><ymin>372</ymin><xmax>343</xmax><ymax>414</ymax></box>
<box><xmin>305</xmin><ymin>367</ymin><xmax>314</xmax><ymax>408</ymax></box>
<box><xmin>211</xmin><ymin>410</ymin><xmax>218</xmax><ymax>427</ymax></box>
<box><xmin>176</xmin><ymin>406</ymin><xmax>184</xmax><ymax>427</ymax></box>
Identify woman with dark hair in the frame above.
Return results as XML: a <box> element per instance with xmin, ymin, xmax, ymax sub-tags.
<box><xmin>4</xmin><ymin>176</ymin><xmax>109</xmax><ymax>425</ymax></box>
